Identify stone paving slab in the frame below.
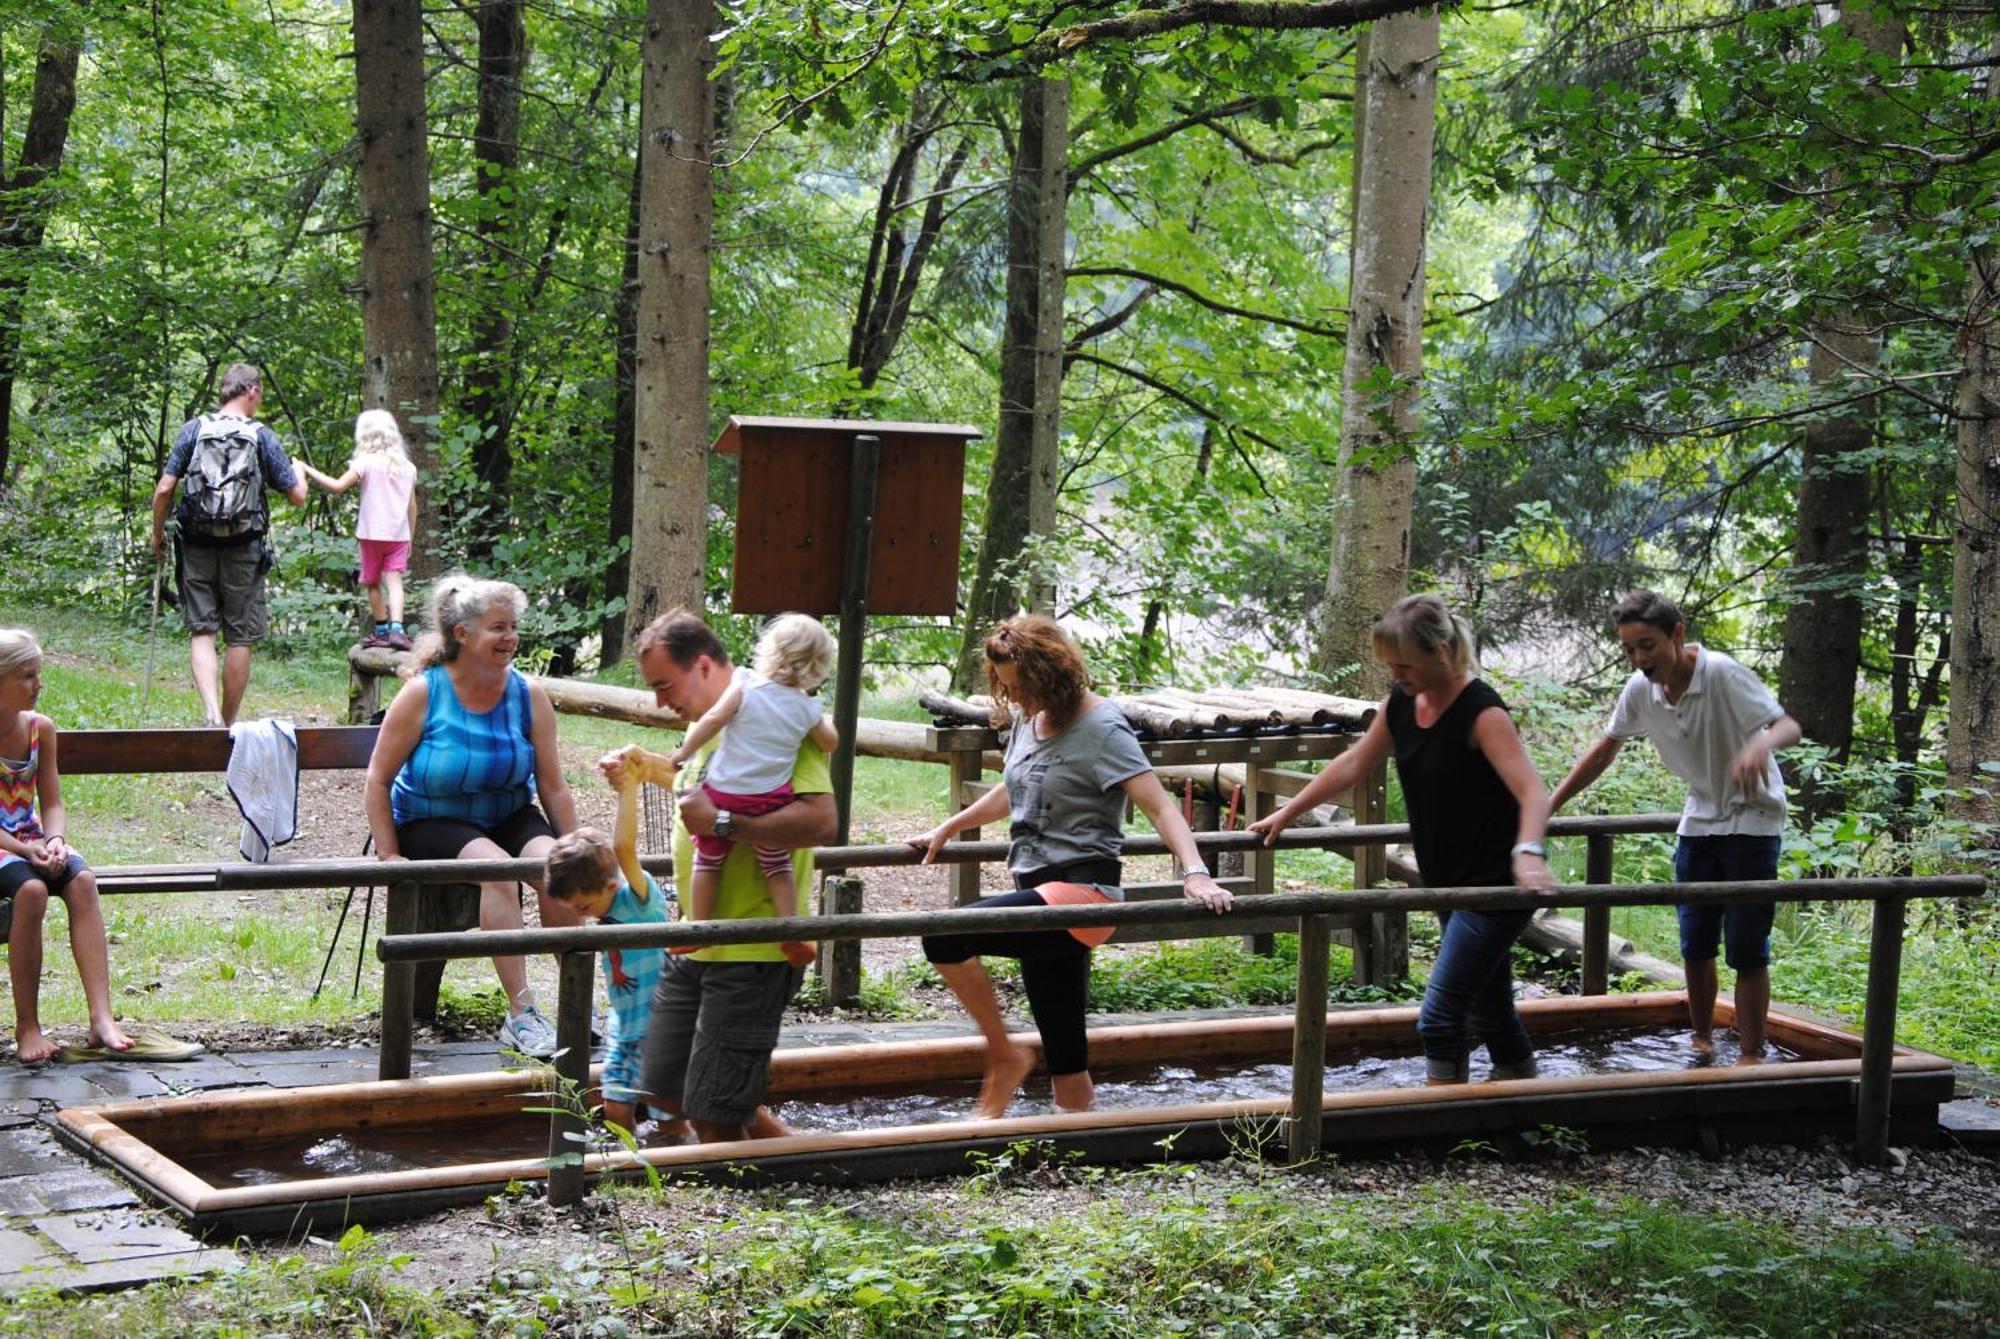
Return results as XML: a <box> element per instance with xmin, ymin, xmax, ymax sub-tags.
<box><xmin>0</xmin><ymin>1126</ymin><xmax>73</xmax><ymax>1178</ymax></box>
<box><xmin>57</xmin><ymin>1248</ymin><xmax>242</xmax><ymax>1293</ymax></box>
<box><xmin>0</xmin><ymin>1225</ymin><xmax>60</xmax><ymax>1277</ymax></box>
<box><xmin>0</xmin><ymin>1069</ymin><xmax>112</xmax><ymax>1106</ymax></box>
<box><xmin>39</xmin><ymin>1208</ymin><xmax>209</xmax><ymax>1264</ymax></box>
<box><xmin>0</xmin><ymin>1167</ymin><xmax>137</xmax><ymax>1218</ymax></box>
<box><xmin>1939</xmin><ymin>1098</ymin><xmax>2000</xmax><ymax>1146</ymax></box>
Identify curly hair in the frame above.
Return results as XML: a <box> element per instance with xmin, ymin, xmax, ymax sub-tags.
<box><xmin>983</xmin><ymin>614</ymin><xmax>1090</xmax><ymax>731</ymax></box>
<box><xmin>753</xmin><ymin>613</ymin><xmax>834</xmax><ymax>692</ymax></box>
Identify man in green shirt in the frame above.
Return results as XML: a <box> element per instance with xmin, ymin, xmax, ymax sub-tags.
<box><xmin>606</xmin><ymin>609</ymin><xmax>835</xmax><ymax>1143</ymax></box>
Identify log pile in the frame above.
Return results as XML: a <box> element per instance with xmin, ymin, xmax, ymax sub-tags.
<box><xmin>920</xmin><ymin>685</ymin><xmax>1376</xmax><ymax>737</ymax></box>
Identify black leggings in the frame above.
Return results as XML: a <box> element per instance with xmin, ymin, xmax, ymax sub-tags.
<box><xmin>922</xmin><ymin>858</ymin><xmax>1118</xmax><ymax>1078</ymax></box>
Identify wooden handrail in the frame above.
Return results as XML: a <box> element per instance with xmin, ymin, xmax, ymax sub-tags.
<box><xmin>375</xmin><ymin>875</ymin><xmax>1986</xmax><ymax>962</ymax></box>
<box><xmin>87</xmin><ymin>814</ymin><xmax>1685</xmax><ymax>894</ymax></box>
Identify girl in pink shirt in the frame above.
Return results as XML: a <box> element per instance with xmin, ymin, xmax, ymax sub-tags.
<box><xmin>301</xmin><ymin>410</ymin><xmax>419</xmax><ymax>650</ymax></box>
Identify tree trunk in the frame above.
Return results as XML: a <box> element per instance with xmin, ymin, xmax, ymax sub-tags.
<box><xmin>353</xmin><ymin>0</ymin><xmax>442</xmax><ymax>577</ymax></box>
<box><xmin>626</xmin><ymin>0</ymin><xmax>714</xmax><ymax>631</ymax></box>
<box><xmin>1313</xmin><ymin>12</ymin><xmax>1437</xmax><ymax>696</ymax></box>
<box><xmin>1947</xmin><ymin>43</ymin><xmax>2000</xmax><ymax>826</ymax></box>
<box><xmin>1777</xmin><ymin>2</ymin><xmax>1903</xmax><ymax>821</ymax></box>
<box><xmin>602</xmin><ymin>143</ymin><xmax>643</xmax><ymax>666</ymax></box>
<box><xmin>0</xmin><ymin>30</ymin><xmax>81</xmax><ymax>491</ymax></box>
<box><xmin>463</xmin><ymin>0</ymin><xmax>526</xmax><ymax>547</ymax></box>
<box><xmin>954</xmin><ymin>78</ymin><xmax>1067</xmax><ymax>692</ymax></box>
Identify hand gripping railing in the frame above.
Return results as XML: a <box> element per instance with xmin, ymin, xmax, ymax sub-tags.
<box><xmin>375</xmin><ymin>865</ymin><xmax>1986</xmax><ymax>1205</ymax></box>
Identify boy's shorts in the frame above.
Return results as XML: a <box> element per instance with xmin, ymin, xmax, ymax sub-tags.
<box><xmin>639</xmin><ymin>956</ymin><xmax>803</xmax><ymax>1126</ymax></box>
<box><xmin>358</xmin><ymin>538</ymin><xmax>410</xmax><ymax>586</ymax></box>
<box><xmin>1675</xmin><ymin>834</ymin><xmax>1781</xmax><ymax>970</ymax></box>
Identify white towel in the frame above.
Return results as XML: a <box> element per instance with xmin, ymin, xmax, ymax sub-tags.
<box><xmin>227</xmin><ymin>718</ymin><xmax>299</xmax><ymax>862</ymax></box>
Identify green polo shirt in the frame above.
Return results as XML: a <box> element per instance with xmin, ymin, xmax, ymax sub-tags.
<box><xmin>674</xmin><ymin>734</ymin><xmax>831</xmax><ymax>963</ymax></box>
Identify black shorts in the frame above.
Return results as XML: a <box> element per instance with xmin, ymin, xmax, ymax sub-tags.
<box><xmin>394</xmin><ymin>804</ymin><xmax>556</xmax><ymax>861</ymax></box>
<box><xmin>0</xmin><ymin>853</ymin><xmax>89</xmax><ymax>900</ymax></box>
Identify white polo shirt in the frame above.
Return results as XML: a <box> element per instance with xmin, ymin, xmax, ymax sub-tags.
<box><xmin>1605</xmin><ymin>646</ymin><xmax>1787</xmax><ymax>837</ymax></box>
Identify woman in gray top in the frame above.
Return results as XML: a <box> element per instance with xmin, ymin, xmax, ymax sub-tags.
<box><xmin>911</xmin><ymin>616</ymin><xmax>1232</xmax><ymax>1118</ymax></box>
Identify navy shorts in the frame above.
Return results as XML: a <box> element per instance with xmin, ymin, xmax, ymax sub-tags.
<box><xmin>1675</xmin><ymin>834</ymin><xmax>1781</xmax><ymax>970</ymax></box>
<box><xmin>0</xmin><ymin>852</ymin><xmax>89</xmax><ymax>901</ymax></box>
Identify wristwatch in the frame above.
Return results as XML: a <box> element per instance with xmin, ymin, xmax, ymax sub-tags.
<box><xmin>1176</xmin><ymin>864</ymin><xmax>1208</xmax><ymax>882</ymax></box>
<box><xmin>1510</xmin><ymin>841</ymin><xmax>1546</xmax><ymax>858</ymax></box>
<box><xmin>714</xmin><ymin>809</ymin><xmax>735</xmax><ymax>840</ymax></box>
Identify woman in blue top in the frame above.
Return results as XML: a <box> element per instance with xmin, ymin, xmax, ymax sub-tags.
<box><xmin>365</xmin><ymin>574</ymin><xmax>581</xmax><ymax>1059</ymax></box>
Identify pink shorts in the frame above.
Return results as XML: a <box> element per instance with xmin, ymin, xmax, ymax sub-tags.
<box><xmin>691</xmin><ymin>781</ymin><xmax>795</xmax><ymax>874</ymax></box>
<box><xmin>358</xmin><ymin>539</ymin><xmax>411</xmax><ymax>585</ymax></box>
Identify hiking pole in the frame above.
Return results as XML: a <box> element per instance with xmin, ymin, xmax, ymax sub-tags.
<box><xmin>140</xmin><ymin>547</ymin><xmax>166</xmax><ymax>723</ymax></box>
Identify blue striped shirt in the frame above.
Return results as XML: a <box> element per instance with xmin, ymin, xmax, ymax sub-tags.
<box><xmin>389</xmin><ymin>666</ymin><xmax>537</xmax><ymax>828</ymax></box>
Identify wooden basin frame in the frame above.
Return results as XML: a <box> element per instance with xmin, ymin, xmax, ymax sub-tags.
<box><xmin>56</xmin><ymin>993</ymin><xmax>1954</xmax><ymax>1238</ymax></box>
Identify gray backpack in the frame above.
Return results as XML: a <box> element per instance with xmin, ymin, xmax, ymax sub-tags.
<box><xmin>178</xmin><ymin>413</ymin><xmax>267</xmax><ymax>541</ymax></box>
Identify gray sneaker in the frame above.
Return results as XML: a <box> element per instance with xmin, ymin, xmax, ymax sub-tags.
<box><xmin>497</xmin><ymin>1005</ymin><xmax>559</xmax><ymax>1059</ymax></box>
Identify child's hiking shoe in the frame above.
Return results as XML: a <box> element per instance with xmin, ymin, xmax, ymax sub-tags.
<box><xmin>384</xmin><ymin>629</ymin><xmax>414</xmax><ymax>652</ymax></box>
<box><xmin>497</xmin><ymin>1005</ymin><xmax>559</xmax><ymax>1060</ymax></box>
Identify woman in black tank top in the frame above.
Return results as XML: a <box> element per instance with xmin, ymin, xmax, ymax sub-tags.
<box><xmin>1250</xmin><ymin>595</ymin><xmax>1555</xmax><ymax>1084</ymax></box>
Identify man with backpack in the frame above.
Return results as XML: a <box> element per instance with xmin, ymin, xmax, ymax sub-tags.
<box><xmin>149</xmin><ymin>363</ymin><xmax>308</xmax><ymax>727</ymax></box>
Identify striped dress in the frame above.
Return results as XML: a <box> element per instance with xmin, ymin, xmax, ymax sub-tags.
<box><xmin>389</xmin><ymin>667</ymin><xmax>538</xmax><ymax>828</ymax></box>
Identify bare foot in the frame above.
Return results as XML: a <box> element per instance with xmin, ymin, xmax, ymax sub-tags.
<box><xmin>14</xmin><ymin>1027</ymin><xmax>56</xmax><ymax>1066</ymax></box>
<box><xmin>1690</xmin><ymin>1031</ymin><xmax>1715</xmax><ymax>1056</ymax></box>
<box><xmin>1732</xmin><ymin>1048</ymin><xmax>1766</xmax><ymax>1069</ymax></box>
<box><xmin>746</xmin><ymin>1106</ymin><xmax>792</xmax><ymax>1139</ymax></box>
<box><xmin>975</xmin><ymin>1040</ymin><xmax>1036</xmax><ymax>1119</ymax></box>
<box><xmin>87</xmin><ymin>1020</ymin><xmax>134</xmax><ymax>1053</ymax></box>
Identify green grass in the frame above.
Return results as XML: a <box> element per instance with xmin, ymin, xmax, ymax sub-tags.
<box><xmin>3</xmin><ymin>1177</ymin><xmax>1993</xmax><ymax>1336</ymax></box>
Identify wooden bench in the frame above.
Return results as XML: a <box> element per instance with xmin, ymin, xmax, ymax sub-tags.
<box><xmin>58</xmin><ymin>726</ymin><xmax>482</xmax><ymax>1025</ymax></box>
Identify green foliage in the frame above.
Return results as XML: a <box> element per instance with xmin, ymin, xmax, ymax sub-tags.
<box><xmin>1088</xmin><ymin>935</ymin><xmax>1413</xmax><ymax>1012</ymax></box>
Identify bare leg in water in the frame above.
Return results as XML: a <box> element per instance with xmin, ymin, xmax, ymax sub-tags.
<box><xmin>934</xmin><ymin>958</ymin><xmax>1037</xmax><ymax>1117</ymax></box>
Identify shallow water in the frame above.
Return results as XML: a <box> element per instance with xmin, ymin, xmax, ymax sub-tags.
<box><xmin>170</xmin><ymin>1026</ymin><xmax>1799</xmax><ymax>1186</ymax></box>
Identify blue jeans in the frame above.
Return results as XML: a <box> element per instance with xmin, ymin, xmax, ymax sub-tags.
<box><xmin>1417</xmin><ymin>908</ymin><xmax>1535</xmax><ymax>1080</ymax></box>
<box><xmin>1675</xmin><ymin>834</ymin><xmax>1781</xmax><ymax>970</ymax></box>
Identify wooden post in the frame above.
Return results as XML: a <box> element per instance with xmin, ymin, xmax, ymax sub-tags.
<box><xmin>1582</xmin><ymin>832</ymin><xmax>1614</xmax><ymax>995</ymax></box>
<box><xmin>948</xmin><ymin>748</ymin><xmax>984</xmax><ymax>907</ymax></box>
<box><xmin>378</xmin><ymin>879</ymin><xmax>419</xmax><ymax>1080</ymax></box>
<box><xmin>1287</xmin><ymin>913</ymin><xmax>1332</xmax><ymax>1161</ymax></box>
<box><xmin>1242</xmin><ymin>760</ymin><xmax>1274</xmax><ymax>956</ymax></box>
<box><xmin>829</xmin><ymin>434</ymin><xmax>881</xmax><ymax>846</ymax></box>
<box><xmin>824</xmin><ymin>876</ymin><xmax>863</xmax><ymax>1007</ymax></box>
<box><xmin>1855</xmin><ymin>896</ymin><xmax>1906</xmax><ymax>1165</ymax></box>
<box><xmin>348</xmin><ymin>661</ymin><xmax>380</xmax><ymax>724</ymax></box>
<box><xmin>545</xmin><ymin>949</ymin><xmax>596</xmax><ymax>1207</ymax></box>
<box><xmin>1351</xmin><ymin>753</ymin><xmax>1402</xmax><ymax>987</ymax></box>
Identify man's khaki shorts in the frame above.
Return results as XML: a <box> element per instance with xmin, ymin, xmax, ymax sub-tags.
<box><xmin>178</xmin><ymin>538</ymin><xmax>270</xmax><ymax>644</ymax></box>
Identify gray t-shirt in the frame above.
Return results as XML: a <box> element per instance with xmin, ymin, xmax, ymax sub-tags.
<box><xmin>1002</xmin><ymin>699</ymin><xmax>1151</xmax><ymax>885</ymax></box>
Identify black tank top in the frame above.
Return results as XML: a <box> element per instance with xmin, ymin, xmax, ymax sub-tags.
<box><xmin>1385</xmin><ymin>678</ymin><xmax>1518</xmax><ymax>888</ymax></box>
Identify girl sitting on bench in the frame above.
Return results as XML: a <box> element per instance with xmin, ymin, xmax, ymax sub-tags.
<box><xmin>1</xmin><ymin>629</ymin><xmax>132</xmax><ymax>1065</ymax></box>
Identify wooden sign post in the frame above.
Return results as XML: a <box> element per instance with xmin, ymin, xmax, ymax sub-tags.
<box><xmin>714</xmin><ymin>416</ymin><xmax>980</xmax><ymax>843</ymax></box>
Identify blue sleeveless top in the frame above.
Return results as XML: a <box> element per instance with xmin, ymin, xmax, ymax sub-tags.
<box><xmin>389</xmin><ymin>666</ymin><xmax>537</xmax><ymax>828</ymax></box>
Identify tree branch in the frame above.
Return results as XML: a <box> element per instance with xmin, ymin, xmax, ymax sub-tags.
<box><xmin>1044</xmin><ymin>0</ymin><xmax>1457</xmax><ymax>53</ymax></box>
<box><xmin>1069</xmin><ymin>263</ymin><xmax>1344</xmax><ymax>337</ymax></box>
